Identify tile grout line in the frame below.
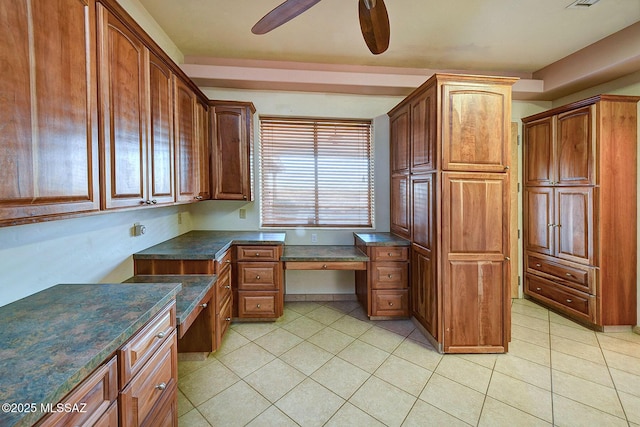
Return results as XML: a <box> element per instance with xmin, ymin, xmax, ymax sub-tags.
<box><xmin>595</xmin><ymin>331</ymin><xmax>632</xmax><ymax>426</ymax></box>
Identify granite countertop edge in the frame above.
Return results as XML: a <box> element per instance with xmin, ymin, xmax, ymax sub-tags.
<box><xmin>281</xmin><ymin>245</ymin><xmax>370</xmax><ymax>262</ymax></box>
<box><xmin>353</xmin><ymin>232</ymin><xmax>411</xmax><ymax>246</ymax></box>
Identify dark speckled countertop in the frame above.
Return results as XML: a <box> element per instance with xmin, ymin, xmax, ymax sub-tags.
<box><xmin>123</xmin><ymin>275</ymin><xmax>216</xmax><ymax>325</ymax></box>
<box><xmin>133</xmin><ymin>230</ymin><xmax>286</xmax><ymax>260</ymax></box>
<box><xmin>0</xmin><ymin>283</ymin><xmax>181</xmax><ymax>427</ymax></box>
<box><xmin>353</xmin><ymin>232</ymin><xmax>411</xmax><ymax>246</ymax></box>
<box><xmin>281</xmin><ymin>245</ymin><xmax>369</xmax><ymax>262</ymax></box>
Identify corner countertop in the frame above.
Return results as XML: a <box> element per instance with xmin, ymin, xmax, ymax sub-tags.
<box><xmin>133</xmin><ymin>230</ymin><xmax>287</xmax><ymax>261</ymax></box>
<box><xmin>123</xmin><ymin>275</ymin><xmax>217</xmax><ymax>326</ymax></box>
<box><xmin>281</xmin><ymin>245</ymin><xmax>369</xmax><ymax>262</ymax></box>
<box><xmin>353</xmin><ymin>232</ymin><xmax>411</xmax><ymax>246</ymax></box>
<box><xmin>0</xmin><ymin>283</ymin><xmax>181</xmax><ymax>427</ymax></box>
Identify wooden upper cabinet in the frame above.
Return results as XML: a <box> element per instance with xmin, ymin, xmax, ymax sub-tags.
<box><xmin>147</xmin><ymin>52</ymin><xmax>175</xmax><ymax>205</ymax></box>
<box><xmin>97</xmin><ymin>4</ymin><xmax>148</xmax><ymax>209</ymax></box>
<box><xmin>196</xmin><ymin>100</ymin><xmax>210</xmax><ymax>200</ymax></box>
<box><xmin>441</xmin><ymin>83</ymin><xmax>511</xmax><ymax>172</ymax></box>
<box><xmin>524</xmin><ymin>187</ymin><xmax>554</xmax><ymax>256</ymax></box>
<box><xmin>390</xmin><ymin>104</ymin><xmax>410</xmax><ymax>174</ymax></box>
<box><xmin>390</xmin><ymin>175</ymin><xmax>410</xmax><ymax>238</ymax></box>
<box><xmin>411</xmin><ymin>173</ymin><xmax>434</xmax><ymax>251</ymax></box>
<box><xmin>524</xmin><ymin>117</ymin><xmax>554</xmax><ymax>186</ymax></box>
<box><xmin>555</xmin><ymin>187</ymin><xmax>595</xmax><ymax>265</ymax></box>
<box><xmin>0</xmin><ymin>0</ymin><xmax>99</xmax><ymax>224</ymax></box>
<box><xmin>210</xmin><ymin>101</ymin><xmax>255</xmax><ymax>201</ymax></box>
<box><xmin>556</xmin><ymin>106</ymin><xmax>595</xmax><ymax>186</ymax></box>
<box><xmin>174</xmin><ymin>78</ymin><xmax>201</xmax><ymax>203</ymax></box>
<box><xmin>410</xmin><ymin>85</ymin><xmax>436</xmax><ymax>173</ymax></box>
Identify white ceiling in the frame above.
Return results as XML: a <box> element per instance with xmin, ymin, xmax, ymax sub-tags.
<box><xmin>138</xmin><ymin>0</ymin><xmax>640</xmax><ymax>99</ymax></box>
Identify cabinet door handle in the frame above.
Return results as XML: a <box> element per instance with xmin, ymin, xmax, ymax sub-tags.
<box><xmin>200</xmin><ymin>303</ymin><xmax>208</xmax><ymax>308</ymax></box>
<box><xmin>504</xmin><ymin>257</ymin><xmax>510</xmax><ymax>261</ymax></box>
<box><xmin>225</xmin><ymin>285</ymin><xmax>231</xmax><ymax>289</ymax></box>
<box><xmin>548</xmin><ymin>223</ymin><xmax>555</xmax><ymax>227</ymax></box>
<box><xmin>151</xmin><ymin>199</ymin><xmax>157</xmax><ymax>204</ymax></box>
<box><xmin>155</xmin><ymin>383</ymin><xmax>166</xmax><ymax>391</ymax></box>
<box><xmin>226</xmin><ymin>317</ymin><xmax>231</xmax><ymax>322</ymax></box>
<box><xmin>504</xmin><ymin>166</ymin><xmax>510</xmax><ymax>171</ymax></box>
<box><xmin>156</xmin><ymin>331</ymin><xmax>165</xmax><ymax>339</ymax></box>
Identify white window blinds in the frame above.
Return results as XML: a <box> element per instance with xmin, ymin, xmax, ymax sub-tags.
<box><xmin>260</xmin><ymin>117</ymin><xmax>373</xmax><ymax>228</ymax></box>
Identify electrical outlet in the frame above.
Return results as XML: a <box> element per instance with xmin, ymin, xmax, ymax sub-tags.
<box><xmin>133</xmin><ymin>223</ymin><xmax>146</xmax><ymax>236</ymax></box>
<box><xmin>239</xmin><ymin>208</ymin><xmax>246</xmax><ymax>219</ymax></box>
<box><xmin>311</xmin><ymin>233</ymin><xmax>318</xmax><ymax>243</ymax></box>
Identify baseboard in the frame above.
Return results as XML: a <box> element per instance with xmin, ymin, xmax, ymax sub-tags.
<box><xmin>633</xmin><ymin>325</ymin><xmax>640</xmax><ymax>336</ymax></box>
<box><xmin>284</xmin><ymin>293</ymin><xmax>357</xmax><ymax>302</ymax></box>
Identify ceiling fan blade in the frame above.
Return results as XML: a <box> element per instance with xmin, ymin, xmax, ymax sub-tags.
<box><xmin>358</xmin><ymin>0</ymin><xmax>390</xmax><ymax>54</ymax></box>
<box><xmin>252</xmin><ymin>0</ymin><xmax>323</xmax><ymax>35</ymax></box>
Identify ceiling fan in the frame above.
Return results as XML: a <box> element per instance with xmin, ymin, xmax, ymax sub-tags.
<box><xmin>251</xmin><ymin>0</ymin><xmax>390</xmax><ymax>55</ymax></box>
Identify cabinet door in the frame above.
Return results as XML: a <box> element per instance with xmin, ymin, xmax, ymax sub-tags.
<box><xmin>441</xmin><ymin>84</ymin><xmax>511</xmax><ymax>172</ymax></box>
<box><xmin>524</xmin><ymin>187</ymin><xmax>554</xmax><ymax>256</ymax></box>
<box><xmin>410</xmin><ymin>86</ymin><xmax>436</xmax><ymax>172</ymax></box>
<box><xmin>556</xmin><ymin>106</ymin><xmax>595</xmax><ymax>186</ymax></box>
<box><xmin>1</xmin><ymin>0</ymin><xmax>99</xmax><ymax>223</ymax></box>
<box><xmin>411</xmin><ymin>245</ymin><xmax>437</xmax><ymax>339</ymax></box>
<box><xmin>98</xmin><ymin>5</ymin><xmax>148</xmax><ymax>209</ymax></box>
<box><xmin>556</xmin><ymin>187</ymin><xmax>595</xmax><ymax>265</ymax></box>
<box><xmin>524</xmin><ymin>117</ymin><xmax>554</xmax><ymax>186</ymax></box>
<box><xmin>147</xmin><ymin>52</ymin><xmax>175</xmax><ymax>205</ymax></box>
<box><xmin>390</xmin><ymin>174</ymin><xmax>410</xmax><ymax>238</ymax></box>
<box><xmin>411</xmin><ymin>173</ymin><xmax>434</xmax><ymax>250</ymax></box>
<box><xmin>211</xmin><ymin>105</ymin><xmax>251</xmax><ymax>200</ymax></box>
<box><xmin>174</xmin><ymin>77</ymin><xmax>199</xmax><ymax>203</ymax></box>
<box><xmin>442</xmin><ymin>173</ymin><xmax>509</xmax><ymax>352</ymax></box>
<box><xmin>390</xmin><ymin>104</ymin><xmax>410</xmax><ymax>174</ymax></box>
<box><xmin>196</xmin><ymin>100</ymin><xmax>210</xmax><ymax>200</ymax></box>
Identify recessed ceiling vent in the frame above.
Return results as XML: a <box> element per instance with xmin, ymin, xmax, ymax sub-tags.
<box><xmin>566</xmin><ymin>0</ymin><xmax>600</xmax><ymax>9</ymax></box>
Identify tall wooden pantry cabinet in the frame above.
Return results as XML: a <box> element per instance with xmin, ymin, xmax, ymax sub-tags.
<box><xmin>522</xmin><ymin>95</ymin><xmax>639</xmax><ymax>329</ymax></box>
<box><xmin>389</xmin><ymin>74</ymin><xmax>517</xmax><ymax>353</ymax></box>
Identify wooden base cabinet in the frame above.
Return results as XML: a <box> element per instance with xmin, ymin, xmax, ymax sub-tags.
<box><xmin>523</xmin><ymin>95</ymin><xmax>639</xmax><ymax>329</ymax></box>
<box><xmin>388</xmin><ymin>74</ymin><xmax>516</xmax><ymax>353</ymax></box>
<box><xmin>234</xmin><ymin>245</ymin><xmax>284</xmax><ymax>319</ymax></box>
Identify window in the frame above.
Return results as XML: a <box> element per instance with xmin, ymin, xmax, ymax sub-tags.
<box><xmin>260</xmin><ymin>117</ymin><xmax>373</xmax><ymax>228</ymax></box>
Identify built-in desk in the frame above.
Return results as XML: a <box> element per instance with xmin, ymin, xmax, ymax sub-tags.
<box><xmin>281</xmin><ymin>245</ymin><xmax>369</xmax><ymax>270</ymax></box>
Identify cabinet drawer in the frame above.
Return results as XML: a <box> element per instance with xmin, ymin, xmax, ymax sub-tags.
<box><xmin>216</xmin><ymin>266</ymin><xmax>232</xmax><ymax>309</ymax></box>
<box><xmin>216</xmin><ymin>294</ymin><xmax>233</xmax><ymax>347</ymax></box>
<box><xmin>237</xmin><ymin>262</ymin><xmax>280</xmax><ymax>290</ymax></box>
<box><xmin>178</xmin><ymin>291</ymin><xmax>212</xmax><ymax>340</ymax></box>
<box><xmin>38</xmin><ymin>357</ymin><xmax>118</xmax><ymax>427</ymax></box>
<box><xmin>371</xmin><ymin>246</ymin><xmax>409</xmax><ymax>262</ymax></box>
<box><xmin>236</xmin><ymin>245</ymin><xmax>281</xmax><ymax>261</ymax></box>
<box><xmin>525</xmin><ymin>274</ymin><xmax>595</xmax><ymax>323</ymax></box>
<box><xmin>120</xmin><ymin>331</ymin><xmax>177</xmax><ymax>427</ymax></box>
<box><xmin>371</xmin><ymin>290</ymin><xmax>409</xmax><ymax>317</ymax></box>
<box><xmin>93</xmin><ymin>401</ymin><xmax>118</xmax><ymax>427</ymax></box>
<box><xmin>216</xmin><ymin>249</ymin><xmax>232</xmax><ymax>274</ymax></box>
<box><xmin>371</xmin><ymin>263</ymin><xmax>408</xmax><ymax>290</ymax></box>
<box><xmin>237</xmin><ymin>291</ymin><xmax>279</xmax><ymax>318</ymax></box>
<box><xmin>527</xmin><ymin>254</ymin><xmax>594</xmax><ymax>294</ymax></box>
<box><xmin>119</xmin><ymin>303</ymin><xmax>176</xmax><ymax>388</ymax></box>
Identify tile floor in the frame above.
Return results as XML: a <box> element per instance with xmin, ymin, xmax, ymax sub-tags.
<box><xmin>177</xmin><ymin>298</ymin><xmax>640</xmax><ymax>426</ymax></box>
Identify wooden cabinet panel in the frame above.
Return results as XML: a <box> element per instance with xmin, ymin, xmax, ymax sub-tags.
<box><xmin>411</xmin><ymin>245</ymin><xmax>437</xmax><ymax>339</ymax></box>
<box><xmin>525</xmin><ymin>274</ymin><xmax>595</xmax><ymax>323</ymax></box>
<box><xmin>524</xmin><ymin>117</ymin><xmax>554</xmax><ymax>186</ymax></box>
<box><xmin>371</xmin><ymin>263</ymin><xmax>408</xmax><ymax>290</ymax></box>
<box><xmin>391</xmin><ymin>174</ymin><xmax>411</xmax><ymax>238</ymax></box>
<box><xmin>390</xmin><ymin>104</ymin><xmax>410</xmax><ymax>173</ymax></box>
<box><xmin>210</xmin><ymin>102</ymin><xmax>255</xmax><ymax>201</ymax></box>
<box><xmin>174</xmin><ymin>78</ymin><xmax>199</xmax><ymax>203</ymax></box>
<box><xmin>371</xmin><ymin>246</ymin><xmax>409</xmax><ymax>262</ymax></box>
<box><xmin>98</xmin><ymin>6</ymin><xmax>147</xmax><ymax>209</ymax></box>
<box><xmin>441</xmin><ymin>84</ymin><xmax>511</xmax><ymax>172</ymax></box>
<box><xmin>195</xmin><ymin>100</ymin><xmax>210</xmax><ymax>200</ymax></box>
<box><xmin>236</xmin><ymin>246</ymin><xmax>281</xmax><ymax>261</ymax></box>
<box><xmin>371</xmin><ymin>289</ymin><xmax>409</xmax><ymax>317</ymax></box>
<box><xmin>556</xmin><ymin>106</ymin><xmax>595</xmax><ymax>186</ymax></box>
<box><xmin>526</xmin><ymin>252</ymin><xmax>595</xmax><ymax>294</ymax></box>
<box><xmin>556</xmin><ymin>187</ymin><xmax>594</xmax><ymax>265</ymax></box>
<box><xmin>147</xmin><ymin>52</ymin><xmax>175</xmax><ymax>205</ymax></box>
<box><xmin>410</xmin><ymin>86</ymin><xmax>436</xmax><ymax>172</ymax></box>
<box><xmin>524</xmin><ymin>187</ymin><xmax>554</xmax><ymax>256</ymax></box>
<box><xmin>444</xmin><ymin>260</ymin><xmax>507</xmax><ymax>352</ymax></box>
<box><xmin>411</xmin><ymin>174</ymin><xmax>434</xmax><ymax>250</ymax></box>
<box><xmin>0</xmin><ymin>0</ymin><xmax>100</xmax><ymax>223</ymax></box>
<box><xmin>237</xmin><ymin>262</ymin><xmax>280</xmax><ymax>290</ymax></box>
<box><xmin>237</xmin><ymin>291</ymin><xmax>279</xmax><ymax>317</ymax></box>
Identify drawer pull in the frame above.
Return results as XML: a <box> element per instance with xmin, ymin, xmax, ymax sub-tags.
<box><xmin>535</xmin><ymin>263</ymin><xmax>542</xmax><ymax>267</ymax></box>
<box><xmin>225</xmin><ymin>285</ymin><xmax>231</xmax><ymax>289</ymax></box>
<box><xmin>256</xmin><ymin>275</ymin><xmax>261</xmax><ymax>280</ymax></box>
<box><xmin>505</xmin><ymin>257</ymin><xmax>511</xmax><ymax>261</ymax></box>
<box><xmin>388</xmin><ymin>252</ymin><xmax>392</xmax><ymax>257</ymax></box>
<box><xmin>226</xmin><ymin>260</ymin><xmax>231</xmax><ymax>264</ymax></box>
<box><xmin>566</xmin><ymin>273</ymin><xmax>572</xmax><ymax>277</ymax></box>
<box><xmin>200</xmin><ymin>303</ymin><xmax>208</xmax><ymax>308</ymax></box>
<box><xmin>322</xmin><ymin>264</ymin><xmax>328</xmax><ymax>269</ymax></box>
<box><xmin>536</xmin><ymin>287</ymin><xmax>541</xmax><ymax>291</ymax></box>
<box><xmin>226</xmin><ymin>317</ymin><xmax>231</xmax><ymax>322</ymax></box>
<box><xmin>388</xmin><ymin>302</ymin><xmax>394</xmax><ymax>306</ymax></box>
<box><xmin>387</xmin><ymin>274</ymin><xmax>392</xmax><ymax>279</ymax></box>
<box><xmin>155</xmin><ymin>383</ymin><xmax>166</xmax><ymax>391</ymax></box>
<box><xmin>255</xmin><ymin>253</ymin><xmax>260</xmax><ymax>257</ymax></box>
<box><xmin>257</xmin><ymin>304</ymin><xmax>261</xmax><ymax>308</ymax></box>
<box><xmin>566</xmin><ymin>299</ymin><xmax>573</xmax><ymax>303</ymax></box>
<box><xmin>156</xmin><ymin>331</ymin><xmax>165</xmax><ymax>339</ymax></box>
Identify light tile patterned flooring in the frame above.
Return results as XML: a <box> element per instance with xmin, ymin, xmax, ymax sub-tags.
<box><xmin>177</xmin><ymin>298</ymin><xmax>640</xmax><ymax>426</ymax></box>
